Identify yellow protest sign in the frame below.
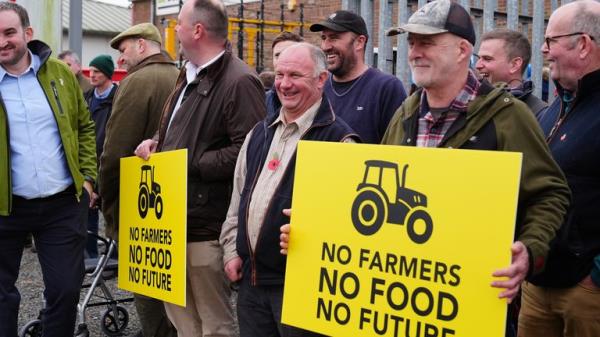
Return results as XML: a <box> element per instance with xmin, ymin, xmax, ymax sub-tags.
<box><xmin>118</xmin><ymin>149</ymin><xmax>187</xmax><ymax>306</ymax></box>
<box><xmin>282</xmin><ymin>141</ymin><xmax>522</xmax><ymax>337</ymax></box>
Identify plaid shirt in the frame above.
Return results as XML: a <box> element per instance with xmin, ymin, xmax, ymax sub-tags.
<box><xmin>416</xmin><ymin>70</ymin><xmax>480</xmax><ymax>147</ymax></box>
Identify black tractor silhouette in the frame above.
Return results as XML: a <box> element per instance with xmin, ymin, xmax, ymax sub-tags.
<box><xmin>351</xmin><ymin>160</ymin><xmax>433</xmax><ymax>243</ymax></box>
<box><xmin>138</xmin><ymin>165</ymin><xmax>163</xmax><ymax>219</ymax></box>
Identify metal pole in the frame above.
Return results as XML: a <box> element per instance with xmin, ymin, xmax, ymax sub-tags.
<box><xmin>360</xmin><ymin>0</ymin><xmax>374</xmax><ymax>67</ymax></box>
<box><xmin>506</xmin><ymin>0</ymin><xmax>518</xmax><ymax>30</ymax></box>
<box><xmin>238</xmin><ymin>2</ymin><xmax>244</xmax><ymax>61</ymax></box>
<box><xmin>377</xmin><ymin>0</ymin><xmax>393</xmax><ymax>74</ymax></box>
<box><xmin>342</xmin><ymin>0</ymin><xmax>360</xmax><ymax>13</ymax></box>
<box><xmin>418</xmin><ymin>0</ymin><xmax>427</xmax><ymax>9</ymax></box>
<box><xmin>69</xmin><ymin>0</ymin><xmax>83</xmax><ymax>58</ymax></box>
<box><xmin>531</xmin><ymin>0</ymin><xmax>544</xmax><ymax>98</ymax></box>
<box><xmin>396</xmin><ymin>0</ymin><xmax>411</xmax><ymax>93</ymax></box>
<box><xmin>460</xmin><ymin>0</ymin><xmax>471</xmax><ymax>14</ymax></box>
<box><xmin>260</xmin><ymin>0</ymin><xmax>265</xmax><ymax>71</ymax></box>
<box><xmin>280</xmin><ymin>4</ymin><xmax>284</xmax><ymax>32</ymax></box>
<box><xmin>483</xmin><ymin>0</ymin><xmax>495</xmax><ymax>33</ymax></box>
<box><xmin>300</xmin><ymin>3</ymin><xmax>304</xmax><ymax>36</ymax></box>
<box><xmin>256</xmin><ymin>11</ymin><xmax>261</xmax><ymax>73</ymax></box>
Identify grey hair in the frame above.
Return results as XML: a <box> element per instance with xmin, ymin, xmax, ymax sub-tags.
<box><xmin>191</xmin><ymin>0</ymin><xmax>228</xmax><ymax>41</ymax></box>
<box><xmin>296</xmin><ymin>42</ymin><xmax>327</xmax><ymax>77</ymax></box>
<box><xmin>571</xmin><ymin>1</ymin><xmax>600</xmax><ymax>45</ymax></box>
<box><xmin>278</xmin><ymin>42</ymin><xmax>328</xmax><ymax>78</ymax></box>
<box><xmin>58</xmin><ymin>50</ymin><xmax>81</xmax><ymax>64</ymax></box>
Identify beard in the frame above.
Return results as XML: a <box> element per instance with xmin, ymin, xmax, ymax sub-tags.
<box><xmin>0</xmin><ymin>42</ymin><xmax>28</xmax><ymax>68</ymax></box>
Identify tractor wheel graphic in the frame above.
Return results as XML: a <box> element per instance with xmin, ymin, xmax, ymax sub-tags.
<box><xmin>155</xmin><ymin>195</ymin><xmax>163</xmax><ymax>219</ymax></box>
<box><xmin>138</xmin><ymin>185</ymin><xmax>149</xmax><ymax>218</ymax></box>
<box><xmin>406</xmin><ymin>209</ymin><xmax>433</xmax><ymax>244</ymax></box>
<box><xmin>351</xmin><ymin>190</ymin><xmax>387</xmax><ymax>235</ymax></box>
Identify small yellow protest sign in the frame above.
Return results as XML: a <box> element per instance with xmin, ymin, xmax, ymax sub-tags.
<box><xmin>118</xmin><ymin>149</ymin><xmax>187</xmax><ymax>306</ymax></box>
<box><xmin>282</xmin><ymin>141</ymin><xmax>522</xmax><ymax>337</ymax></box>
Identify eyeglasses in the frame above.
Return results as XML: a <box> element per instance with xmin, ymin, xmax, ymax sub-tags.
<box><xmin>544</xmin><ymin>32</ymin><xmax>595</xmax><ymax>49</ymax></box>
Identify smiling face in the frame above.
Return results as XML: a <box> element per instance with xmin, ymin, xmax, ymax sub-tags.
<box><xmin>542</xmin><ymin>9</ymin><xmax>583</xmax><ymax>91</ymax></box>
<box><xmin>320</xmin><ymin>29</ymin><xmax>360</xmax><ymax>78</ymax></box>
<box><xmin>476</xmin><ymin>38</ymin><xmax>514</xmax><ymax>84</ymax></box>
<box><xmin>275</xmin><ymin>46</ymin><xmax>327</xmax><ymax>119</ymax></box>
<box><xmin>408</xmin><ymin>33</ymin><xmax>463</xmax><ymax>90</ymax></box>
<box><xmin>0</xmin><ymin>9</ymin><xmax>32</xmax><ymax>74</ymax></box>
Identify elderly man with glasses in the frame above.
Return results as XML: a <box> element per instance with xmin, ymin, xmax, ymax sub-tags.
<box><xmin>519</xmin><ymin>1</ymin><xmax>600</xmax><ymax>336</ymax></box>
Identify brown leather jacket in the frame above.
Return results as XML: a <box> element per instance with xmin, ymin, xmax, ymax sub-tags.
<box><xmin>157</xmin><ymin>44</ymin><xmax>266</xmax><ymax>242</ymax></box>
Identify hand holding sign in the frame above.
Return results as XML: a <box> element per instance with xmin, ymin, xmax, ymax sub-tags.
<box><xmin>280</xmin><ymin>209</ymin><xmax>292</xmax><ymax>255</ymax></box>
<box><xmin>491</xmin><ymin>241</ymin><xmax>530</xmax><ymax>303</ymax></box>
<box><xmin>135</xmin><ymin>139</ymin><xmax>158</xmax><ymax>160</ymax></box>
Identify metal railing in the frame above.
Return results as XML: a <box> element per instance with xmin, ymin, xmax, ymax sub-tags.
<box><xmin>343</xmin><ymin>0</ymin><xmax>567</xmax><ymax>102</ymax></box>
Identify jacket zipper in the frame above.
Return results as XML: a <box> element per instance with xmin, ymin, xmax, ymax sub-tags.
<box><xmin>50</xmin><ymin>80</ymin><xmax>65</xmax><ymax>115</ymax></box>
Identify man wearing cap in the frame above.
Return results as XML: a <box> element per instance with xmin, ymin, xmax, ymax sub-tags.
<box><xmin>475</xmin><ymin>29</ymin><xmax>547</xmax><ymax>117</ymax></box>
<box><xmin>310</xmin><ymin>10</ymin><xmax>407</xmax><ymax>144</ymax></box>
<box><xmin>382</xmin><ymin>0</ymin><xmax>569</xmax><ymax>317</ymax></box>
<box><xmin>134</xmin><ymin>0</ymin><xmax>265</xmax><ymax>336</ymax></box>
<box><xmin>0</xmin><ymin>2</ymin><xmax>96</xmax><ymax>336</ymax></box>
<box><xmin>99</xmin><ymin>22</ymin><xmax>179</xmax><ymax>337</ymax></box>
<box><xmin>83</xmin><ymin>54</ymin><xmax>116</xmax><ymax>258</ymax></box>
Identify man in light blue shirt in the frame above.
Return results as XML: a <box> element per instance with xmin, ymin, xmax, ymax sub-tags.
<box><xmin>0</xmin><ymin>2</ymin><xmax>96</xmax><ymax>336</ymax></box>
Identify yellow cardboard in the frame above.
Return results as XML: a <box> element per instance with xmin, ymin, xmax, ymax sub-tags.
<box><xmin>282</xmin><ymin>141</ymin><xmax>522</xmax><ymax>337</ymax></box>
<box><xmin>118</xmin><ymin>149</ymin><xmax>187</xmax><ymax>306</ymax></box>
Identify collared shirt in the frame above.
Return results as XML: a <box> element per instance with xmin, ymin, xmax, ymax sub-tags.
<box><xmin>94</xmin><ymin>83</ymin><xmax>115</xmax><ymax>99</ymax></box>
<box><xmin>416</xmin><ymin>70</ymin><xmax>480</xmax><ymax>147</ymax></box>
<box><xmin>167</xmin><ymin>50</ymin><xmax>226</xmax><ymax>131</ymax></box>
<box><xmin>0</xmin><ymin>50</ymin><xmax>72</xmax><ymax>198</ymax></box>
<box><xmin>246</xmin><ymin>99</ymin><xmax>321</xmax><ymax>250</ymax></box>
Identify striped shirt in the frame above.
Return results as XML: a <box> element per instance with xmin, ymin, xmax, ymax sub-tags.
<box><xmin>416</xmin><ymin>70</ymin><xmax>480</xmax><ymax>147</ymax></box>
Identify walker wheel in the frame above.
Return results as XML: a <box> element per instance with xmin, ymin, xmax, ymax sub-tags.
<box><xmin>19</xmin><ymin>319</ymin><xmax>42</xmax><ymax>337</ymax></box>
<box><xmin>101</xmin><ymin>305</ymin><xmax>129</xmax><ymax>336</ymax></box>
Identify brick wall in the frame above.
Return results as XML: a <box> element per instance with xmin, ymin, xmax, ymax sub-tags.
<box><xmin>132</xmin><ymin>0</ymin><xmax>555</xmax><ymax>73</ymax></box>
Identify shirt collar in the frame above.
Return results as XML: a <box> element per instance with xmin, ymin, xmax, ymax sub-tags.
<box><xmin>94</xmin><ymin>83</ymin><xmax>115</xmax><ymax>99</ymax></box>
<box><xmin>270</xmin><ymin>98</ymin><xmax>323</xmax><ymax>136</ymax></box>
<box><xmin>0</xmin><ymin>50</ymin><xmax>40</xmax><ymax>82</ymax></box>
<box><xmin>419</xmin><ymin>69</ymin><xmax>480</xmax><ymax>117</ymax></box>
<box><xmin>184</xmin><ymin>50</ymin><xmax>226</xmax><ymax>84</ymax></box>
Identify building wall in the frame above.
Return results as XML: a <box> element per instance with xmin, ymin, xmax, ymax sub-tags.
<box><xmin>61</xmin><ymin>33</ymin><xmax>122</xmax><ymax>67</ymax></box>
<box><xmin>132</xmin><ymin>0</ymin><xmax>556</xmax><ymax>74</ymax></box>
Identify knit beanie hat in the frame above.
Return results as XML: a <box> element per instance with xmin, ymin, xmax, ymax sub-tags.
<box><xmin>89</xmin><ymin>54</ymin><xmax>115</xmax><ymax>78</ymax></box>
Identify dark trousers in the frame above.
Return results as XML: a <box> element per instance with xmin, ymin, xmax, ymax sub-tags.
<box><xmin>0</xmin><ymin>189</ymin><xmax>88</xmax><ymax>337</ymax></box>
<box><xmin>237</xmin><ymin>279</ymin><xmax>325</xmax><ymax>337</ymax></box>
<box><xmin>85</xmin><ymin>208</ymin><xmax>99</xmax><ymax>258</ymax></box>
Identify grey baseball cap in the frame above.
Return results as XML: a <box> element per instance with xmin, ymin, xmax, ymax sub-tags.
<box><xmin>386</xmin><ymin>0</ymin><xmax>476</xmax><ymax>46</ymax></box>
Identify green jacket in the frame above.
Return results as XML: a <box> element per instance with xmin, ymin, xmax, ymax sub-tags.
<box><xmin>382</xmin><ymin>81</ymin><xmax>571</xmax><ymax>276</ymax></box>
<box><xmin>0</xmin><ymin>40</ymin><xmax>96</xmax><ymax>215</ymax></box>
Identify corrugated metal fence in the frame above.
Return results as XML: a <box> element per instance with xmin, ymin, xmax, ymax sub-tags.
<box><xmin>342</xmin><ymin>0</ymin><xmax>568</xmax><ymax>102</ymax></box>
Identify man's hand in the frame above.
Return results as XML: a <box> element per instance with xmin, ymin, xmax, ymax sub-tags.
<box><xmin>83</xmin><ymin>180</ymin><xmax>95</xmax><ymax>208</ymax></box>
<box><xmin>224</xmin><ymin>257</ymin><xmax>243</xmax><ymax>282</ymax></box>
<box><xmin>491</xmin><ymin>241</ymin><xmax>529</xmax><ymax>303</ymax></box>
<box><xmin>280</xmin><ymin>209</ymin><xmax>292</xmax><ymax>255</ymax></box>
<box><xmin>134</xmin><ymin>139</ymin><xmax>158</xmax><ymax>160</ymax></box>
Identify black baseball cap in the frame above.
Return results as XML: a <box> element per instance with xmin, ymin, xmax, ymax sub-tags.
<box><xmin>310</xmin><ymin>10</ymin><xmax>369</xmax><ymax>39</ymax></box>
<box><xmin>386</xmin><ymin>0</ymin><xmax>476</xmax><ymax>46</ymax></box>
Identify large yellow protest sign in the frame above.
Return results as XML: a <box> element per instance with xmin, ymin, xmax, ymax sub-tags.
<box><xmin>118</xmin><ymin>149</ymin><xmax>187</xmax><ymax>306</ymax></box>
<box><xmin>282</xmin><ymin>141</ymin><xmax>522</xmax><ymax>337</ymax></box>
